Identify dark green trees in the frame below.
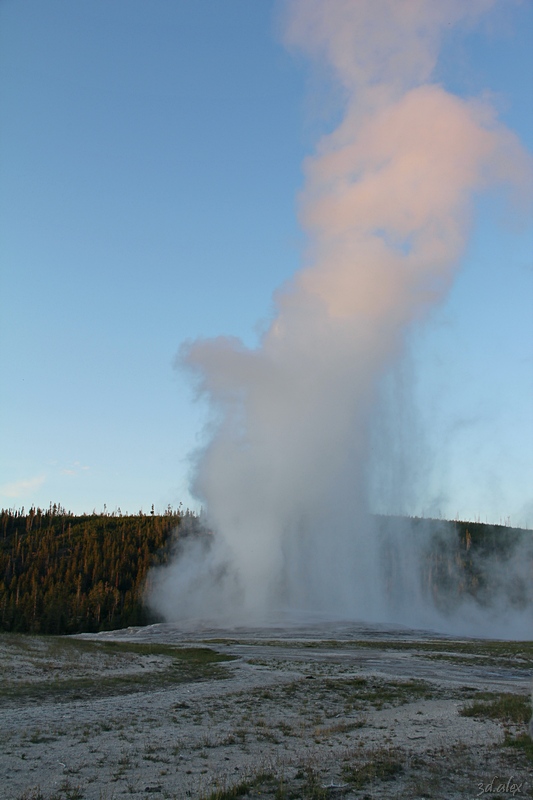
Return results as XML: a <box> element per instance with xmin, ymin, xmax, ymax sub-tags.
<box><xmin>0</xmin><ymin>504</ymin><xmax>186</xmax><ymax>634</ymax></box>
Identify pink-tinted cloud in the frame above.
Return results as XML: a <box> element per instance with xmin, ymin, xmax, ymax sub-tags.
<box><xmin>283</xmin><ymin>0</ymin><xmax>496</xmax><ymax>98</ymax></box>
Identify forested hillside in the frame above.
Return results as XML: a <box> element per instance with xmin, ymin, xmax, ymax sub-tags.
<box><xmin>378</xmin><ymin>516</ymin><xmax>533</xmax><ymax>614</ymax></box>
<box><xmin>0</xmin><ymin>504</ymin><xmax>190</xmax><ymax>634</ymax></box>
<box><xmin>1</xmin><ymin>506</ymin><xmax>531</xmax><ymax>635</ymax></box>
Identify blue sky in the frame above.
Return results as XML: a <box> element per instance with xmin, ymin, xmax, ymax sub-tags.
<box><xmin>1</xmin><ymin>0</ymin><xmax>532</xmax><ymax>526</ymax></box>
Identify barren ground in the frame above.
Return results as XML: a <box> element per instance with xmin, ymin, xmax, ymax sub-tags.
<box><xmin>1</xmin><ymin>622</ymin><xmax>532</xmax><ymax>800</ymax></box>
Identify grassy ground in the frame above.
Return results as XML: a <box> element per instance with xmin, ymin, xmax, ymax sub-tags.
<box><xmin>0</xmin><ymin>634</ymin><xmax>235</xmax><ymax>704</ymax></box>
<box><xmin>2</xmin><ymin>632</ymin><xmax>532</xmax><ymax>800</ymax></box>
<box><xmin>460</xmin><ymin>691</ymin><xmax>533</xmax><ymax>768</ymax></box>
<box><xmin>204</xmin><ymin>636</ymin><xmax>533</xmax><ymax>669</ymax></box>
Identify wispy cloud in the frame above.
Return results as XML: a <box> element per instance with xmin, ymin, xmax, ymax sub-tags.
<box><xmin>0</xmin><ymin>475</ymin><xmax>46</xmax><ymax>498</ymax></box>
<box><xmin>61</xmin><ymin>462</ymin><xmax>90</xmax><ymax>477</ymax></box>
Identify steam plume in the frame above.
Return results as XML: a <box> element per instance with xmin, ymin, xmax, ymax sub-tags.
<box><xmin>150</xmin><ymin>0</ymin><xmax>532</xmax><ymax>631</ymax></box>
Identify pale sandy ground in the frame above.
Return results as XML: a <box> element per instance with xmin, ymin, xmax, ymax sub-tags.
<box><xmin>0</xmin><ymin>622</ymin><xmax>531</xmax><ymax>800</ymax></box>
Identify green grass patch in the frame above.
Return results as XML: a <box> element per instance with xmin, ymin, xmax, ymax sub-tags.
<box><xmin>342</xmin><ymin>748</ymin><xmax>404</xmax><ymax>788</ymax></box>
<box><xmin>503</xmin><ymin>731</ymin><xmax>533</xmax><ymax>764</ymax></box>
<box><xmin>460</xmin><ymin>692</ymin><xmax>531</xmax><ymax>724</ymax></box>
<box><xmin>323</xmin><ymin>676</ymin><xmax>438</xmax><ymax>710</ymax></box>
<box><xmin>0</xmin><ymin>634</ymin><xmax>235</xmax><ymax>705</ymax></box>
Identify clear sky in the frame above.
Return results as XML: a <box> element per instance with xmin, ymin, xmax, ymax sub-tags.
<box><xmin>1</xmin><ymin>0</ymin><xmax>532</xmax><ymax>526</ymax></box>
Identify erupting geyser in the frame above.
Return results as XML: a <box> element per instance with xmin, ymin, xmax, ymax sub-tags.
<box><xmin>149</xmin><ymin>0</ymin><xmax>532</xmax><ymax>633</ymax></box>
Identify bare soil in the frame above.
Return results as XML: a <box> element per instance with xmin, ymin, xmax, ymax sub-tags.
<box><xmin>1</xmin><ymin>621</ymin><xmax>531</xmax><ymax>799</ymax></box>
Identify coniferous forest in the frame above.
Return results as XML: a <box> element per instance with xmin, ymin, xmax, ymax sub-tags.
<box><xmin>0</xmin><ymin>504</ymin><xmax>188</xmax><ymax>634</ymax></box>
<box><xmin>0</xmin><ymin>505</ymin><xmax>531</xmax><ymax>635</ymax></box>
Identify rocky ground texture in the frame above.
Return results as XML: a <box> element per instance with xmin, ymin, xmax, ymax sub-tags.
<box><xmin>1</xmin><ymin>622</ymin><xmax>532</xmax><ymax>799</ymax></box>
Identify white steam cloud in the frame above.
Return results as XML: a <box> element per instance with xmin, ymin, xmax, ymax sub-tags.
<box><xmin>149</xmin><ymin>0</ymin><xmax>532</xmax><ymax>634</ymax></box>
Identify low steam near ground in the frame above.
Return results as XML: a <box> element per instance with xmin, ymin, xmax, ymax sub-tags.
<box><xmin>148</xmin><ymin>515</ymin><xmax>533</xmax><ymax>639</ymax></box>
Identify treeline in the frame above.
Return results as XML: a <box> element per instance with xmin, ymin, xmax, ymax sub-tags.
<box><xmin>1</xmin><ymin>507</ymin><xmax>531</xmax><ymax>635</ymax></box>
<box><xmin>379</xmin><ymin>516</ymin><xmax>533</xmax><ymax>613</ymax></box>
<box><xmin>427</xmin><ymin>518</ymin><xmax>533</xmax><ymax>611</ymax></box>
<box><xmin>0</xmin><ymin>504</ymin><xmax>199</xmax><ymax>635</ymax></box>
